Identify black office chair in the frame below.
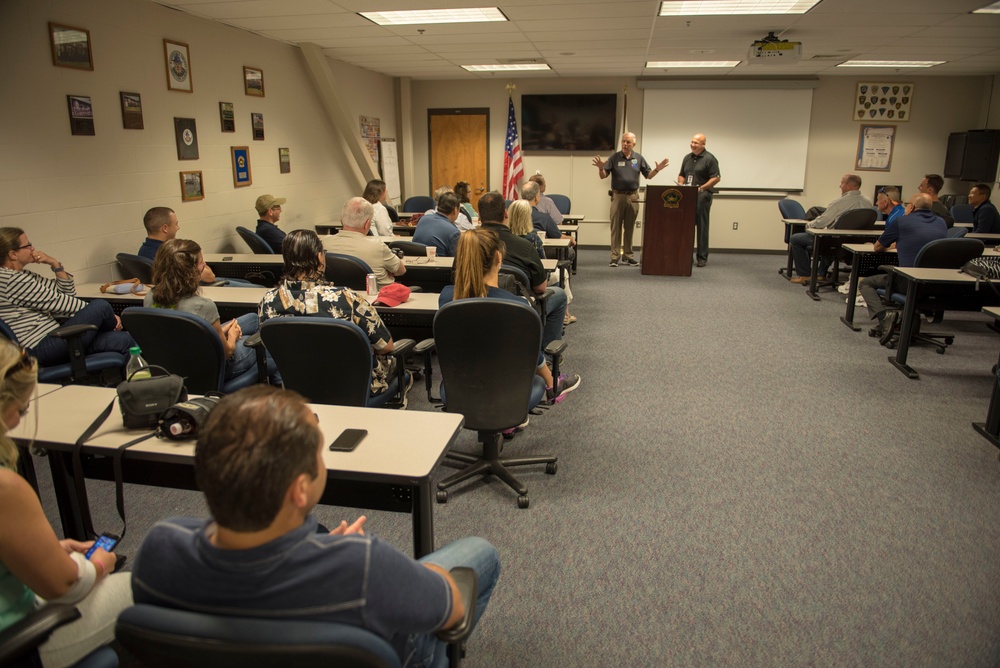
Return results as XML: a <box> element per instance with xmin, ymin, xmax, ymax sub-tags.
<box><xmin>260</xmin><ymin>318</ymin><xmax>413</xmax><ymax>408</ymax></box>
<box><xmin>115</xmin><ymin>253</ymin><xmax>154</xmax><ymax>284</ymax></box>
<box><xmin>402</xmin><ymin>196</ymin><xmax>435</xmax><ymax>213</ymax></box>
<box><xmin>548</xmin><ymin>194</ymin><xmax>571</xmax><ymax>215</ymax></box>
<box><xmin>498</xmin><ymin>263</ymin><xmax>551</xmax><ymax>323</ymax></box>
<box><xmin>116</xmin><ymin>568</ymin><xmax>477</xmax><ymax>668</ymax></box>
<box><xmin>0</xmin><ymin>604</ymin><xmax>118</xmax><ymax>668</ymax></box>
<box><xmin>236</xmin><ymin>226</ymin><xmax>275</xmax><ymax>254</ymax></box>
<box><xmin>951</xmin><ymin>204</ymin><xmax>974</xmax><ymax>224</ymax></box>
<box><xmin>833</xmin><ymin>208</ymin><xmax>878</xmax><ymax>230</ymax></box>
<box><xmin>778</xmin><ymin>198</ymin><xmax>806</xmax><ymax>220</ymax></box>
<box><xmin>387</xmin><ymin>240</ymin><xmax>430</xmax><ymax>256</ymax></box>
<box><xmin>422</xmin><ymin>299</ymin><xmax>558</xmax><ymax>509</ymax></box>
<box><xmin>0</xmin><ymin>317</ymin><xmax>125</xmax><ymax>386</ymax></box>
<box><xmin>878</xmin><ymin>237</ymin><xmax>985</xmax><ymax>352</ymax></box>
<box><xmin>325</xmin><ymin>253</ymin><xmax>373</xmax><ymax>291</ymax></box>
<box><xmin>947</xmin><ymin>226</ymin><xmax>967</xmax><ymax>238</ymax></box>
<box><xmin>121</xmin><ymin>307</ymin><xmax>272</xmax><ymax>394</ymax></box>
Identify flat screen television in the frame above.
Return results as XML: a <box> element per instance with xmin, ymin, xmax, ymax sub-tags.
<box><xmin>520</xmin><ymin>94</ymin><xmax>617</xmax><ymax>152</ymax></box>
<box><xmin>944</xmin><ymin>132</ymin><xmax>967</xmax><ymax>179</ymax></box>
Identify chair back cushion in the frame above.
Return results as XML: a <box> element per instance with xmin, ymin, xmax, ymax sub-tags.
<box><xmin>548</xmin><ymin>194</ymin><xmax>571</xmax><ymax>215</ymax></box>
<box><xmin>950</xmin><ymin>204</ymin><xmax>974</xmax><ymax>224</ymax></box>
<box><xmin>236</xmin><ymin>227</ymin><xmax>275</xmax><ymax>254</ymax></box>
<box><xmin>116</xmin><ymin>254</ymin><xmax>155</xmax><ymax>284</ymax></box>
<box><xmin>325</xmin><ymin>254</ymin><xmax>374</xmax><ymax>291</ymax></box>
<box><xmin>777</xmin><ymin>198</ymin><xmax>806</xmax><ymax>219</ymax></box>
<box><xmin>402</xmin><ymin>196</ymin><xmax>435</xmax><ymax>213</ymax></box>
<box><xmin>433</xmin><ymin>299</ymin><xmax>541</xmax><ymax>431</ymax></box>
<box><xmin>387</xmin><ymin>241</ymin><xmax>430</xmax><ymax>256</ymax></box>
<box><xmin>914</xmin><ymin>237</ymin><xmax>985</xmax><ymax>269</ymax></box>
<box><xmin>260</xmin><ymin>318</ymin><xmax>373</xmax><ymax>406</ymax></box>
<box><xmin>833</xmin><ymin>208</ymin><xmax>878</xmax><ymax>230</ymax></box>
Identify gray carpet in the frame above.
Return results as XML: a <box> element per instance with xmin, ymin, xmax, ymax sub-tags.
<box><xmin>34</xmin><ymin>250</ymin><xmax>1000</xmax><ymax>666</ymax></box>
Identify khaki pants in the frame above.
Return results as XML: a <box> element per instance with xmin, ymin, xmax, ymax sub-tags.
<box><xmin>609</xmin><ymin>192</ymin><xmax>638</xmax><ymax>261</ymax></box>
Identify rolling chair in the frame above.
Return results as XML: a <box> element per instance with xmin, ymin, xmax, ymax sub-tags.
<box><xmin>387</xmin><ymin>240</ymin><xmax>430</xmax><ymax>256</ymax></box>
<box><xmin>402</xmin><ymin>196</ymin><xmax>435</xmax><ymax>213</ymax></box>
<box><xmin>325</xmin><ymin>253</ymin><xmax>373</xmax><ymax>291</ymax></box>
<box><xmin>946</xmin><ymin>226</ymin><xmax>967</xmax><ymax>238</ymax></box>
<box><xmin>0</xmin><ymin>317</ymin><xmax>125</xmax><ymax>386</ymax></box>
<box><xmin>878</xmin><ymin>237</ymin><xmax>985</xmax><ymax>352</ymax></box>
<box><xmin>498</xmin><ymin>263</ymin><xmax>551</xmax><ymax>324</ymax></box>
<box><xmin>121</xmin><ymin>307</ymin><xmax>272</xmax><ymax>394</ymax></box>
<box><xmin>419</xmin><ymin>299</ymin><xmax>559</xmax><ymax>509</ymax></box>
<box><xmin>235</xmin><ymin>226</ymin><xmax>275</xmax><ymax>254</ymax></box>
<box><xmin>817</xmin><ymin>208</ymin><xmax>879</xmax><ymax>285</ymax></box>
<box><xmin>115</xmin><ymin>568</ymin><xmax>478</xmax><ymax>668</ymax></box>
<box><xmin>778</xmin><ymin>199</ymin><xmax>808</xmax><ymax>277</ymax></box>
<box><xmin>548</xmin><ymin>194</ymin><xmax>571</xmax><ymax>215</ymax></box>
<box><xmin>0</xmin><ymin>605</ymin><xmax>118</xmax><ymax>668</ymax></box>
<box><xmin>260</xmin><ymin>318</ymin><xmax>414</xmax><ymax>408</ymax></box>
<box><xmin>114</xmin><ymin>253</ymin><xmax>154</xmax><ymax>284</ymax></box>
<box><xmin>951</xmin><ymin>204</ymin><xmax>974</xmax><ymax>224</ymax></box>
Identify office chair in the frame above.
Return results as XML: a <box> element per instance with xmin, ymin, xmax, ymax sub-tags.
<box><xmin>0</xmin><ymin>317</ymin><xmax>125</xmax><ymax>385</ymax></box>
<box><xmin>833</xmin><ymin>208</ymin><xmax>878</xmax><ymax>230</ymax></box>
<box><xmin>777</xmin><ymin>198</ymin><xmax>806</xmax><ymax>220</ymax></box>
<box><xmin>878</xmin><ymin>237</ymin><xmax>985</xmax><ymax>352</ymax></box>
<box><xmin>121</xmin><ymin>307</ymin><xmax>272</xmax><ymax>394</ymax></box>
<box><xmin>260</xmin><ymin>318</ymin><xmax>414</xmax><ymax>408</ymax></box>
<box><xmin>115</xmin><ymin>568</ymin><xmax>478</xmax><ymax>668</ymax></box>
<box><xmin>947</xmin><ymin>226</ymin><xmax>967</xmax><ymax>238</ymax></box>
<box><xmin>115</xmin><ymin>253</ymin><xmax>154</xmax><ymax>284</ymax></box>
<box><xmin>402</xmin><ymin>196</ymin><xmax>435</xmax><ymax>213</ymax></box>
<box><xmin>0</xmin><ymin>604</ymin><xmax>118</xmax><ymax>668</ymax></box>
<box><xmin>951</xmin><ymin>204</ymin><xmax>974</xmax><ymax>224</ymax></box>
<box><xmin>235</xmin><ymin>226</ymin><xmax>275</xmax><ymax>254</ymax></box>
<box><xmin>548</xmin><ymin>194</ymin><xmax>571</xmax><ymax>215</ymax></box>
<box><xmin>498</xmin><ymin>263</ymin><xmax>551</xmax><ymax>323</ymax></box>
<box><xmin>387</xmin><ymin>240</ymin><xmax>430</xmax><ymax>256</ymax></box>
<box><xmin>422</xmin><ymin>299</ymin><xmax>558</xmax><ymax>509</ymax></box>
<box><xmin>325</xmin><ymin>253</ymin><xmax>373</xmax><ymax>291</ymax></box>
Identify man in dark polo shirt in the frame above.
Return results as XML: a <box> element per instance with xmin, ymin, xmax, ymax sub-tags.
<box><xmin>477</xmin><ymin>191</ymin><xmax>567</xmax><ymax>347</ymax></box>
<box><xmin>916</xmin><ymin>174</ymin><xmax>953</xmax><ymax>228</ymax></box>
<box><xmin>591</xmin><ymin>132</ymin><xmax>670</xmax><ymax>267</ymax></box>
<box><xmin>677</xmin><ymin>133</ymin><xmax>721</xmax><ymax>268</ymax></box>
<box><xmin>969</xmin><ymin>183</ymin><xmax>1000</xmax><ymax>234</ymax></box>
<box><xmin>254</xmin><ymin>194</ymin><xmax>287</xmax><ymax>252</ymax></box>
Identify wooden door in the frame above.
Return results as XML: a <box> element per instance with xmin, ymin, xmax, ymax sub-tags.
<box><xmin>429</xmin><ymin>109</ymin><xmax>489</xmax><ymax>211</ymax></box>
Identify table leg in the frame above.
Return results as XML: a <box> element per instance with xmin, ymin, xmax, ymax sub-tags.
<box><xmin>413</xmin><ymin>478</ymin><xmax>435</xmax><ymax>558</ymax></box>
<box><xmin>48</xmin><ymin>451</ymin><xmax>94</xmax><ymax>540</ymax></box>
<box><xmin>807</xmin><ymin>238</ymin><xmax>821</xmax><ymax>301</ymax></box>
<box><xmin>889</xmin><ymin>278</ymin><xmax>921</xmax><ymax>379</ymax></box>
<box><xmin>841</xmin><ymin>252</ymin><xmax>862</xmax><ymax>330</ymax></box>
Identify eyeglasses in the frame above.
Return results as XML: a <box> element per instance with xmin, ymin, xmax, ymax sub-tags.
<box><xmin>17</xmin><ymin>243</ymin><xmax>33</xmax><ymax>250</ymax></box>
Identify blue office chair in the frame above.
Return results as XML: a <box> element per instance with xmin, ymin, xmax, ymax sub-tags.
<box><xmin>260</xmin><ymin>318</ymin><xmax>413</xmax><ymax>408</ymax></box>
<box><xmin>0</xmin><ymin>604</ymin><xmax>118</xmax><ymax>668</ymax></box>
<box><xmin>951</xmin><ymin>204</ymin><xmax>974</xmax><ymax>224</ymax></box>
<box><xmin>777</xmin><ymin>198</ymin><xmax>806</xmax><ymax>220</ymax></box>
<box><xmin>325</xmin><ymin>253</ymin><xmax>374</xmax><ymax>291</ymax></box>
<box><xmin>946</xmin><ymin>226</ymin><xmax>967</xmax><ymax>238</ymax></box>
<box><xmin>235</xmin><ymin>226</ymin><xmax>275</xmax><ymax>254</ymax></box>
<box><xmin>548</xmin><ymin>194</ymin><xmax>571</xmax><ymax>215</ymax></box>
<box><xmin>402</xmin><ymin>196</ymin><xmax>435</xmax><ymax>213</ymax></box>
<box><xmin>121</xmin><ymin>307</ymin><xmax>272</xmax><ymax>394</ymax></box>
<box><xmin>0</xmin><ymin>317</ymin><xmax>125</xmax><ymax>385</ymax></box>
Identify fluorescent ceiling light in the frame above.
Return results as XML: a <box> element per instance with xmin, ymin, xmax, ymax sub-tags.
<box><xmin>973</xmin><ymin>1</ymin><xmax>1000</xmax><ymax>13</ymax></box>
<box><xmin>462</xmin><ymin>64</ymin><xmax>551</xmax><ymax>71</ymax></box>
<box><xmin>360</xmin><ymin>8</ymin><xmax>507</xmax><ymax>26</ymax></box>
<box><xmin>837</xmin><ymin>60</ymin><xmax>945</xmax><ymax>68</ymax></box>
<box><xmin>659</xmin><ymin>0</ymin><xmax>820</xmax><ymax>16</ymax></box>
<box><xmin>647</xmin><ymin>61</ymin><xmax>740</xmax><ymax>68</ymax></box>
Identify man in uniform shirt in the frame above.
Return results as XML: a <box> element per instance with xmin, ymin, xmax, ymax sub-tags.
<box><xmin>677</xmin><ymin>134</ymin><xmax>721</xmax><ymax>268</ymax></box>
<box><xmin>591</xmin><ymin>132</ymin><xmax>669</xmax><ymax>267</ymax></box>
<box><xmin>969</xmin><ymin>183</ymin><xmax>1000</xmax><ymax>234</ymax></box>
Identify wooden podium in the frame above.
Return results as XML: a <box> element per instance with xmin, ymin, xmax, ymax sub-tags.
<box><xmin>640</xmin><ymin>185</ymin><xmax>696</xmax><ymax>276</ymax></box>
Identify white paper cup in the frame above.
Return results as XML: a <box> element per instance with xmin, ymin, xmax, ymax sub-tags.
<box><xmin>426</xmin><ymin>247</ymin><xmax>436</xmax><ymax>259</ymax></box>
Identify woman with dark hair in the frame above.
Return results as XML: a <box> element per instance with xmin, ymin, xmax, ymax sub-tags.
<box><xmin>259</xmin><ymin>230</ymin><xmax>398</xmax><ymax>396</ymax></box>
<box><xmin>454</xmin><ymin>181</ymin><xmax>477</xmax><ymax>222</ymax></box>
<box><xmin>0</xmin><ymin>227</ymin><xmax>134</xmax><ymax>366</ymax></box>
<box><xmin>145</xmin><ymin>238</ymin><xmax>274</xmax><ymax>384</ymax></box>
<box><xmin>439</xmin><ymin>229</ymin><xmax>580</xmax><ymax>404</ymax></box>
<box><xmin>362</xmin><ymin>179</ymin><xmax>394</xmax><ymax>238</ymax></box>
<box><xmin>0</xmin><ymin>340</ymin><xmax>132</xmax><ymax>667</ymax></box>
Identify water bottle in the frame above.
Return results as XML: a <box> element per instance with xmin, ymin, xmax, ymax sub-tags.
<box><xmin>126</xmin><ymin>346</ymin><xmax>152</xmax><ymax>380</ymax></box>
<box><xmin>168</xmin><ymin>417</ymin><xmax>195</xmax><ymax>438</ymax></box>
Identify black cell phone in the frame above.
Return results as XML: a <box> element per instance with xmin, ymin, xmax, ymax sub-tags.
<box><xmin>86</xmin><ymin>532</ymin><xmax>120</xmax><ymax>558</ymax></box>
<box><xmin>329</xmin><ymin>428</ymin><xmax>367</xmax><ymax>452</ymax></box>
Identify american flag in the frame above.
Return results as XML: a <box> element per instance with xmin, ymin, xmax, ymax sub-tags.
<box><xmin>502</xmin><ymin>97</ymin><xmax>523</xmax><ymax>201</ymax></box>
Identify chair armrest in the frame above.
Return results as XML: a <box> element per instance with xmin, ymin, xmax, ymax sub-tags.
<box><xmin>435</xmin><ymin>567</ymin><xmax>477</xmax><ymax>644</ymax></box>
<box><xmin>543</xmin><ymin>339</ymin><xmax>567</xmax><ymax>358</ymax></box>
<box><xmin>0</xmin><ymin>605</ymin><xmax>81</xmax><ymax>665</ymax></box>
<box><xmin>407</xmin><ymin>286</ymin><xmax>424</xmax><ymax>293</ymax></box>
<box><xmin>242</xmin><ymin>332</ymin><xmax>264</xmax><ymax>349</ymax></box>
<box><xmin>414</xmin><ymin>338</ymin><xmax>435</xmax><ymax>355</ymax></box>
<box><xmin>50</xmin><ymin>323</ymin><xmax>98</xmax><ymax>339</ymax></box>
<box><xmin>210</xmin><ymin>279</ymin><xmax>231</xmax><ymax>287</ymax></box>
<box><xmin>390</xmin><ymin>338</ymin><xmax>416</xmax><ymax>358</ymax></box>
<box><xmin>414</xmin><ymin>338</ymin><xmax>439</xmax><ymax>403</ymax></box>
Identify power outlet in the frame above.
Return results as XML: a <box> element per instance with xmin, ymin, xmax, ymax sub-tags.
<box><xmin>732</xmin><ymin>222</ymin><xmax>739</xmax><ymax>230</ymax></box>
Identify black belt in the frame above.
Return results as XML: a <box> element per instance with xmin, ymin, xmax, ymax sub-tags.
<box><xmin>612</xmin><ymin>190</ymin><xmax>637</xmax><ymax>195</ymax></box>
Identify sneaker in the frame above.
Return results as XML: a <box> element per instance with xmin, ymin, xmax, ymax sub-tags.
<box><xmin>609</xmin><ymin>260</ymin><xmax>619</xmax><ymax>267</ymax></box>
<box><xmin>546</xmin><ymin>373</ymin><xmax>581</xmax><ymax>404</ymax></box>
<box><xmin>502</xmin><ymin>417</ymin><xmax>530</xmax><ymax>436</ymax></box>
<box><xmin>879</xmin><ymin>311</ymin><xmax>899</xmax><ymax>346</ymax></box>
<box><xmin>563</xmin><ymin>313</ymin><xmax>577</xmax><ymax>325</ymax></box>
<box><xmin>696</xmin><ymin>259</ymin><xmax>707</xmax><ymax>267</ymax></box>
<box><xmin>623</xmin><ymin>258</ymin><xmax>639</xmax><ymax>266</ymax></box>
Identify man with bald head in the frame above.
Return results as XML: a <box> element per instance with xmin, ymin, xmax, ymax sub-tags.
<box><xmin>857</xmin><ymin>193</ymin><xmax>948</xmax><ymax>342</ymax></box>
<box><xmin>322</xmin><ymin>197</ymin><xmax>406</xmax><ymax>288</ymax></box>
<box><xmin>678</xmin><ymin>134</ymin><xmax>721</xmax><ymax>267</ymax></box>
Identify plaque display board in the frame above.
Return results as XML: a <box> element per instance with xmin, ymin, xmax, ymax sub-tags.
<box><xmin>641</xmin><ymin>185</ymin><xmax>697</xmax><ymax>277</ymax></box>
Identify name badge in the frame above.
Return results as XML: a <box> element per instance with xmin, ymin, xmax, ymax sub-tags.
<box><xmin>617</xmin><ymin>161</ymin><xmax>625</xmax><ymax>167</ymax></box>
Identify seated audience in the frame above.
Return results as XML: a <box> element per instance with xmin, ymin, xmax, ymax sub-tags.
<box><xmin>454</xmin><ymin>181</ymin><xmax>477</xmax><ymax>223</ymax></box>
<box><xmin>969</xmin><ymin>183</ymin><xmax>1000</xmax><ymax>234</ymax></box>
<box><xmin>145</xmin><ymin>238</ymin><xmax>276</xmax><ymax>384</ymax></box>
<box><xmin>528</xmin><ymin>174</ymin><xmax>563</xmax><ymax>224</ymax></box>
<box><xmin>323</xmin><ymin>198</ymin><xmax>405</xmax><ymax>288</ymax></box>
<box><xmin>440</xmin><ymin>229</ymin><xmax>580</xmax><ymax>404</ymax></box>
<box><xmin>131</xmin><ymin>386</ymin><xmax>500</xmax><ymax>668</ymax></box>
<box><xmin>254</xmin><ymin>194</ymin><xmax>287</xmax><ymax>252</ymax></box>
<box><xmin>0</xmin><ymin>227</ymin><xmax>133</xmax><ymax>367</ymax></box>
<box><xmin>509</xmin><ymin>200</ymin><xmax>577</xmax><ymax>326</ymax></box>
<box><xmin>427</xmin><ymin>186</ymin><xmax>473</xmax><ymax>231</ymax></box>
<box><xmin>916</xmin><ymin>174</ymin><xmax>954</xmax><ymax>228</ymax></box>
<box><xmin>0</xmin><ymin>340</ymin><xmax>132</xmax><ymax>668</ymax></box>
<box><xmin>413</xmin><ymin>192</ymin><xmax>462</xmax><ymax>257</ymax></box>
<box><xmin>876</xmin><ymin>187</ymin><xmax>904</xmax><ymax>225</ymax></box>
<box><xmin>363</xmin><ymin>179</ymin><xmax>395</xmax><ymax>238</ymax></box>
<box><xmin>260</xmin><ymin>230</ymin><xmax>398</xmax><ymax>397</ymax></box>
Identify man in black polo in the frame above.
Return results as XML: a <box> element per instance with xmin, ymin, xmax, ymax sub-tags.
<box><xmin>677</xmin><ymin>133</ymin><xmax>721</xmax><ymax>268</ymax></box>
<box><xmin>591</xmin><ymin>132</ymin><xmax>669</xmax><ymax>267</ymax></box>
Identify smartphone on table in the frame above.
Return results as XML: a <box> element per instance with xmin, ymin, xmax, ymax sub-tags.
<box><xmin>329</xmin><ymin>428</ymin><xmax>367</xmax><ymax>452</ymax></box>
<box><xmin>86</xmin><ymin>532</ymin><xmax>120</xmax><ymax>558</ymax></box>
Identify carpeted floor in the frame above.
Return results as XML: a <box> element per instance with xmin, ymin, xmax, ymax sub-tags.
<box><xmin>34</xmin><ymin>250</ymin><xmax>1000</xmax><ymax>667</ymax></box>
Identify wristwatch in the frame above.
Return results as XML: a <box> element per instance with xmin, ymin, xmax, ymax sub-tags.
<box><xmin>51</xmin><ymin>265</ymin><xmax>65</xmax><ymax>273</ymax></box>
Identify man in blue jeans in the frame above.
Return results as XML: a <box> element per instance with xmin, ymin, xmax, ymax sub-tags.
<box><xmin>132</xmin><ymin>386</ymin><xmax>500</xmax><ymax>668</ymax></box>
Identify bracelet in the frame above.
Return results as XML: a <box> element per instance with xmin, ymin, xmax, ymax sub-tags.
<box><xmin>94</xmin><ymin>559</ymin><xmax>105</xmax><ymax>578</ymax></box>
<box><xmin>51</xmin><ymin>265</ymin><xmax>65</xmax><ymax>273</ymax></box>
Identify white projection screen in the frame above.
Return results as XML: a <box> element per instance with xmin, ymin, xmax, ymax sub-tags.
<box><xmin>640</xmin><ymin>87</ymin><xmax>814</xmax><ymax>191</ymax></box>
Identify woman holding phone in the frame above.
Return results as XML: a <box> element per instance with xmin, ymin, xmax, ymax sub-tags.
<box><xmin>0</xmin><ymin>340</ymin><xmax>132</xmax><ymax>666</ymax></box>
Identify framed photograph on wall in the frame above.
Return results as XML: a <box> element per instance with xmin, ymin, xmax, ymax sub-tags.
<box><xmin>243</xmin><ymin>66</ymin><xmax>264</xmax><ymax>97</ymax></box>
<box><xmin>163</xmin><ymin>39</ymin><xmax>193</xmax><ymax>92</ymax></box>
<box><xmin>49</xmin><ymin>23</ymin><xmax>93</xmax><ymax>70</ymax></box>
<box><xmin>251</xmin><ymin>113</ymin><xmax>264</xmax><ymax>140</ymax></box>
<box><xmin>231</xmin><ymin>146</ymin><xmax>252</xmax><ymax>187</ymax></box>
<box><xmin>180</xmin><ymin>171</ymin><xmax>204</xmax><ymax>201</ymax></box>
<box><xmin>120</xmin><ymin>92</ymin><xmax>143</xmax><ymax>130</ymax></box>
<box><xmin>174</xmin><ymin>117</ymin><xmax>199</xmax><ymax>160</ymax></box>
<box><xmin>219</xmin><ymin>101</ymin><xmax>235</xmax><ymax>132</ymax></box>
<box><xmin>67</xmin><ymin>95</ymin><xmax>95</xmax><ymax>136</ymax></box>
<box><xmin>279</xmin><ymin>148</ymin><xmax>290</xmax><ymax>174</ymax></box>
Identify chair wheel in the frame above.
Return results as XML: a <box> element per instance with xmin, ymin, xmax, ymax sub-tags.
<box><xmin>545</xmin><ymin>462</ymin><xmax>557</xmax><ymax>475</ymax></box>
<box><xmin>886</xmin><ymin>341</ymin><xmax>896</xmax><ymax>350</ymax></box>
<box><xmin>944</xmin><ymin>337</ymin><xmax>954</xmax><ymax>345</ymax></box>
<box><xmin>517</xmin><ymin>495</ymin><xmax>529</xmax><ymax>509</ymax></box>
<box><xmin>436</xmin><ymin>490</ymin><xmax>448</xmax><ymax>504</ymax></box>
<box><xmin>936</xmin><ymin>347</ymin><xmax>945</xmax><ymax>354</ymax></box>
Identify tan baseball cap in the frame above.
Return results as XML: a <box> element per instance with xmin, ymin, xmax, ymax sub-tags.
<box><xmin>255</xmin><ymin>194</ymin><xmax>286</xmax><ymax>214</ymax></box>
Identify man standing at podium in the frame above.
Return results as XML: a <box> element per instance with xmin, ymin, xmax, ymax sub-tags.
<box><xmin>592</xmin><ymin>132</ymin><xmax>669</xmax><ymax>267</ymax></box>
<box><xmin>678</xmin><ymin>134</ymin><xmax>721</xmax><ymax>268</ymax></box>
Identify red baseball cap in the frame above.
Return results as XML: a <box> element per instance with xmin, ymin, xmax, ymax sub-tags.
<box><xmin>373</xmin><ymin>283</ymin><xmax>410</xmax><ymax>307</ymax></box>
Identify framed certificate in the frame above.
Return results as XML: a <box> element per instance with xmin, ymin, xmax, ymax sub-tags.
<box><xmin>231</xmin><ymin>146</ymin><xmax>252</xmax><ymax>187</ymax></box>
<box><xmin>164</xmin><ymin>39</ymin><xmax>193</xmax><ymax>92</ymax></box>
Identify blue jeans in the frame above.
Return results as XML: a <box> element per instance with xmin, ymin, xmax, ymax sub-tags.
<box><xmin>405</xmin><ymin>537</ymin><xmax>500</xmax><ymax>668</ymax></box>
<box><xmin>225</xmin><ymin>313</ymin><xmax>281</xmax><ymax>384</ymax></box>
<box><xmin>790</xmin><ymin>231</ymin><xmax>833</xmax><ymax>278</ymax></box>
<box><xmin>541</xmin><ymin>286</ymin><xmax>567</xmax><ymax>349</ymax></box>
<box><xmin>32</xmin><ymin>300</ymin><xmax>135</xmax><ymax>366</ymax></box>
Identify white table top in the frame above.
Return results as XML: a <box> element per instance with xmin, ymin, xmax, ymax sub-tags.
<box><xmin>842</xmin><ymin>242</ymin><xmax>1000</xmax><ymax>257</ymax></box>
<box><xmin>892</xmin><ymin>267</ymin><xmax>979</xmax><ymax>283</ymax></box>
<box><xmin>203</xmin><ymin>253</ymin><xmax>556</xmax><ymax>272</ymax></box>
<box><xmin>561</xmin><ymin>214</ymin><xmax>584</xmax><ymax>223</ymax></box>
<box><xmin>968</xmin><ymin>233</ymin><xmax>1000</xmax><ymax>240</ymax></box>
<box><xmin>984</xmin><ymin>306</ymin><xmax>1000</xmax><ymax>318</ymax></box>
<box><xmin>806</xmin><ymin>227</ymin><xmax>883</xmax><ymax>237</ymax></box>
<box><xmin>541</xmin><ymin>237</ymin><xmax>571</xmax><ymax>247</ymax></box>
